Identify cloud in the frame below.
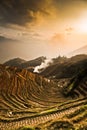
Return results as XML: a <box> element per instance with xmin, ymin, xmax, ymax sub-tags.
<box><xmin>33</xmin><ymin>33</ymin><xmax>41</xmax><ymax>37</ymax></box>
<box><xmin>34</xmin><ymin>58</ymin><xmax>53</xmax><ymax>73</ymax></box>
<box><xmin>49</xmin><ymin>32</ymin><xmax>73</xmax><ymax>49</ymax></box>
<box><xmin>0</xmin><ymin>0</ymin><xmax>87</xmax><ymax>30</ymax></box>
<box><xmin>0</xmin><ymin>0</ymin><xmax>53</xmax><ymax>27</ymax></box>
<box><xmin>52</xmin><ymin>0</ymin><xmax>87</xmax><ymax>18</ymax></box>
<box><xmin>50</xmin><ymin>33</ymin><xmax>65</xmax><ymax>44</ymax></box>
<box><xmin>65</xmin><ymin>27</ymin><xmax>74</xmax><ymax>35</ymax></box>
<box><xmin>65</xmin><ymin>27</ymin><xmax>73</xmax><ymax>32</ymax></box>
<box><xmin>0</xmin><ymin>35</ymin><xmax>18</xmax><ymax>43</ymax></box>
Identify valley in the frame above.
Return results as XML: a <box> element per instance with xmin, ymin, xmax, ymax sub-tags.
<box><xmin>0</xmin><ymin>55</ymin><xmax>87</xmax><ymax>130</ymax></box>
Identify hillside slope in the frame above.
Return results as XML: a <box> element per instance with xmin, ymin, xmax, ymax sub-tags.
<box><xmin>0</xmin><ymin>64</ymin><xmax>87</xmax><ymax>130</ymax></box>
<box><xmin>40</xmin><ymin>54</ymin><xmax>87</xmax><ymax>79</ymax></box>
<box><xmin>4</xmin><ymin>58</ymin><xmax>26</xmax><ymax>67</ymax></box>
<box><xmin>63</xmin><ymin>68</ymin><xmax>87</xmax><ymax>97</ymax></box>
<box><xmin>4</xmin><ymin>56</ymin><xmax>46</xmax><ymax>67</ymax></box>
<box><xmin>68</xmin><ymin>45</ymin><xmax>87</xmax><ymax>57</ymax></box>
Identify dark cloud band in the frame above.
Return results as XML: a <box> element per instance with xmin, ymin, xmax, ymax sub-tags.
<box><xmin>0</xmin><ymin>0</ymin><xmax>49</xmax><ymax>26</ymax></box>
<box><xmin>0</xmin><ymin>0</ymin><xmax>87</xmax><ymax>26</ymax></box>
<box><xmin>0</xmin><ymin>35</ymin><xmax>18</xmax><ymax>43</ymax></box>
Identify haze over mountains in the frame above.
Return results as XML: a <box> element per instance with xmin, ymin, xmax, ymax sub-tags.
<box><xmin>68</xmin><ymin>44</ymin><xmax>87</xmax><ymax>57</ymax></box>
<box><xmin>3</xmin><ymin>44</ymin><xmax>87</xmax><ymax>65</ymax></box>
<box><xmin>4</xmin><ymin>56</ymin><xmax>46</xmax><ymax>72</ymax></box>
<box><xmin>3</xmin><ymin>54</ymin><xmax>87</xmax><ymax>78</ymax></box>
<box><xmin>40</xmin><ymin>54</ymin><xmax>87</xmax><ymax>79</ymax></box>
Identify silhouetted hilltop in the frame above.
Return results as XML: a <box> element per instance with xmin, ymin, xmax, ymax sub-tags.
<box><xmin>40</xmin><ymin>54</ymin><xmax>87</xmax><ymax>79</ymax></box>
<box><xmin>4</xmin><ymin>56</ymin><xmax>46</xmax><ymax>72</ymax></box>
<box><xmin>20</xmin><ymin>56</ymin><xmax>46</xmax><ymax>69</ymax></box>
<box><xmin>4</xmin><ymin>58</ymin><xmax>26</xmax><ymax>67</ymax></box>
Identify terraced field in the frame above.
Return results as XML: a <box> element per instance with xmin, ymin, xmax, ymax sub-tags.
<box><xmin>0</xmin><ymin>65</ymin><xmax>87</xmax><ymax>130</ymax></box>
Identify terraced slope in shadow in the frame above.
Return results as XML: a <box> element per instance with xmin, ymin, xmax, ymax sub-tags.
<box><xmin>0</xmin><ymin>64</ymin><xmax>87</xmax><ymax>130</ymax></box>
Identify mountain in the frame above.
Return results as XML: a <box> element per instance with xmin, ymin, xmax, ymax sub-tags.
<box><xmin>40</xmin><ymin>54</ymin><xmax>87</xmax><ymax>79</ymax></box>
<box><xmin>4</xmin><ymin>58</ymin><xmax>26</xmax><ymax>67</ymax></box>
<box><xmin>68</xmin><ymin>45</ymin><xmax>87</xmax><ymax>57</ymax></box>
<box><xmin>0</xmin><ymin>64</ymin><xmax>60</xmax><ymax>109</ymax></box>
<box><xmin>20</xmin><ymin>56</ymin><xmax>46</xmax><ymax>69</ymax></box>
<box><xmin>63</xmin><ymin>68</ymin><xmax>87</xmax><ymax>97</ymax></box>
<box><xmin>4</xmin><ymin>56</ymin><xmax>46</xmax><ymax>72</ymax></box>
<box><xmin>4</xmin><ymin>55</ymin><xmax>87</xmax><ymax>79</ymax></box>
<box><xmin>1</xmin><ymin>55</ymin><xmax>87</xmax><ymax>130</ymax></box>
<box><xmin>0</xmin><ymin>64</ymin><xmax>67</xmax><ymax>128</ymax></box>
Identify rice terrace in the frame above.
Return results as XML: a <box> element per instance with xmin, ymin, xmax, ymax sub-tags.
<box><xmin>0</xmin><ymin>0</ymin><xmax>87</xmax><ymax>130</ymax></box>
<box><xmin>0</xmin><ymin>55</ymin><xmax>87</xmax><ymax>130</ymax></box>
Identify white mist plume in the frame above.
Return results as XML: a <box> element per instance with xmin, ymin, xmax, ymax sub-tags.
<box><xmin>34</xmin><ymin>58</ymin><xmax>53</xmax><ymax>73</ymax></box>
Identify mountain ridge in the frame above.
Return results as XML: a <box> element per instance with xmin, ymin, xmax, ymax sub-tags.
<box><xmin>4</xmin><ymin>57</ymin><xmax>26</xmax><ymax>67</ymax></box>
<box><xmin>40</xmin><ymin>54</ymin><xmax>87</xmax><ymax>79</ymax></box>
<box><xmin>68</xmin><ymin>44</ymin><xmax>87</xmax><ymax>57</ymax></box>
<box><xmin>3</xmin><ymin>56</ymin><xmax>46</xmax><ymax>72</ymax></box>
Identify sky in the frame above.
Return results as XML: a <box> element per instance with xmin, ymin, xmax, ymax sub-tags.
<box><xmin>0</xmin><ymin>0</ymin><xmax>87</xmax><ymax>63</ymax></box>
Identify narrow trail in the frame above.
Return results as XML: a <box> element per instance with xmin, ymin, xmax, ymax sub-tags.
<box><xmin>0</xmin><ymin>106</ymin><xmax>80</xmax><ymax>130</ymax></box>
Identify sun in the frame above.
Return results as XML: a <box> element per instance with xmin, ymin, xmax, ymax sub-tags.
<box><xmin>76</xmin><ymin>13</ymin><xmax>87</xmax><ymax>33</ymax></box>
<box><xmin>79</xmin><ymin>19</ymin><xmax>87</xmax><ymax>33</ymax></box>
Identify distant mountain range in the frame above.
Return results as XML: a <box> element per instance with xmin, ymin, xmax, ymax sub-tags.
<box><xmin>4</xmin><ymin>56</ymin><xmax>46</xmax><ymax>72</ymax></box>
<box><xmin>68</xmin><ymin>45</ymin><xmax>87</xmax><ymax>57</ymax></box>
<box><xmin>40</xmin><ymin>54</ymin><xmax>87</xmax><ymax>79</ymax></box>
<box><xmin>4</xmin><ymin>58</ymin><xmax>26</xmax><ymax>67</ymax></box>
<box><xmin>20</xmin><ymin>56</ymin><xmax>46</xmax><ymax>68</ymax></box>
<box><xmin>3</xmin><ymin>54</ymin><xmax>87</xmax><ymax>80</ymax></box>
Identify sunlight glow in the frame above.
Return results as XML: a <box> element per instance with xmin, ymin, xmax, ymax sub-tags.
<box><xmin>76</xmin><ymin>13</ymin><xmax>87</xmax><ymax>33</ymax></box>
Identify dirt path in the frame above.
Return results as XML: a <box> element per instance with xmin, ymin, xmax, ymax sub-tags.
<box><xmin>0</xmin><ymin>106</ymin><xmax>80</xmax><ymax>130</ymax></box>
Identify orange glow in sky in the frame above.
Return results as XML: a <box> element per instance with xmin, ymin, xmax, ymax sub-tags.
<box><xmin>0</xmin><ymin>0</ymin><xmax>87</xmax><ymax>62</ymax></box>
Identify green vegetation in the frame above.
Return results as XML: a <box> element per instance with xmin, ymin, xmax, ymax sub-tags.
<box><xmin>67</xmin><ymin>105</ymin><xmax>87</xmax><ymax>119</ymax></box>
<box><xmin>47</xmin><ymin>121</ymin><xmax>75</xmax><ymax>130</ymax></box>
<box><xmin>64</xmin><ymin>68</ymin><xmax>87</xmax><ymax>96</ymax></box>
